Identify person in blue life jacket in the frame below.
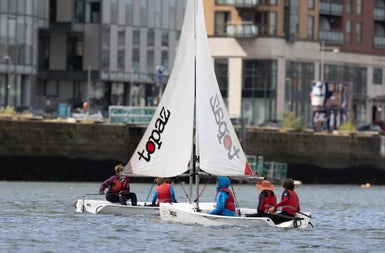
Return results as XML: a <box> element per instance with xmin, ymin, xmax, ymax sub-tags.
<box><xmin>99</xmin><ymin>164</ymin><xmax>137</xmax><ymax>206</ymax></box>
<box><xmin>209</xmin><ymin>176</ymin><xmax>236</xmax><ymax>216</ymax></box>
<box><xmin>151</xmin><ymin>177</ymin><xmax>177</xmax><ymax>206</ymax></box>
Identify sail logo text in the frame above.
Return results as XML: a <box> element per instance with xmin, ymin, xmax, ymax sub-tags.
<box><xmin>137</xmin><ymin>106</ymin><xmax>171</xmax><ymax>162</ymax></box>
<box><xmin>210</xmin><ymin>94</ymin><xmax>240</xmax><ymax>160</ymax></box>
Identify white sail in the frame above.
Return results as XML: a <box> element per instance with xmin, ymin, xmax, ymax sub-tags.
<box><xmin>124</xmin><ymin>0</ymin><xmax>251</xmax><ymax>177</ymax></box>
<box><xmin>195</xmin><ymin>0</ymin><xmax>252</xmax><ymax>176</ymax></box>
<box><xmin>124</xmin><ymin>0</ymin><xmax>195</xmax><ymax>177</ymax></box>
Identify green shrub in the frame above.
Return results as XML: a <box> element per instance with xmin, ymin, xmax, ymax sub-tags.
<box><xmin>282</xmin><ymin>111</ymin><xmax>303</xmax><ymax>131</ymax></box>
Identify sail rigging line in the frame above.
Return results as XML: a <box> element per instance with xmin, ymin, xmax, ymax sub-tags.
<box><xmin>230</xmin><ymin>182</ymin><xmax>241</xmax><ymax>216</ymax></box>
<box><xmin>193</xmin><ymin>175</ymin><xmax>212</xmax><ymax>203</ymax></box>
<box><xmin>145</xmin><ymin>180</ymin><xmax>156</xmax><ymax>203</ymax></box>
<box><xmin>175</xmin><ymin>176</ymin><xmax>189</xmax><ymax>199</ymax></box>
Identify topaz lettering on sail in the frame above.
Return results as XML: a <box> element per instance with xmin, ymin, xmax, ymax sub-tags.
<box><xmin>209</xmin><ymin>94</ymin><xmax>240</xmax><ymax>160</ymax></box>
<box><xmin>137</xmin><ymin>107</ymin><xmax>171</xmax><ymax>162</ymax></box>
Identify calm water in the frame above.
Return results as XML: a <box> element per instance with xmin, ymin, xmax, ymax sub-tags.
<box><xmin>0</xmin><ymin>181</ymin><xmax>384</xmax><ymax>253</ymax></box>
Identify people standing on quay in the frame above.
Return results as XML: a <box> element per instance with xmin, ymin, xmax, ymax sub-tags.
<box><xmin>268</xmin><ymin>178</ymin><xmax>300</xmax><ymax>224</ymax></box>
<box><xmin>99</xmin><ymin>164</ymin><xmax>137</xmax><ymax>206</ymax></box>
<box><xmin>209</xmin><ymin>176</ymin><xmax>236</xmax><ymax>216</ymax></box>
<box><xmin>151</xmin><ymin>177</ymin><xmax>177</xmax><ymax>206</ymax></box>
<box><xmin>246</xmin><ymin>180</ymin><xmax>277</xmax><ymax>217</ymax></box>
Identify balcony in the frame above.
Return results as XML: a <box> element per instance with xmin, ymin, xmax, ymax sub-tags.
<box><xmin>215</xmin><ymin>0</ymin><xmax>258</xmax><ymax>8</ymax></box>
<box><xmin>319</xmin><ymin>29</ymin><xmax>344</xmax><ymax>44</ymax></box>
<box><xmin>319</xmin><ymin>0</ymin><xmax>343</xmax><ymax>16</ymax></box>
<box><xmin>226</xmin><ymin>22</ymin><xmax>258</xmax><ymax>37</ymax></box>
<box><xmin>374</xmin><ymin>7</ymin><xmax>385</xmax><ymax>21</ymax></box>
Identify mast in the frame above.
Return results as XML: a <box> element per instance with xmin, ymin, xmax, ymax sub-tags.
<box><xmin>193</xmin><ymin>0</ymin><xmax>200</xmax><ymax>210</ymax></box>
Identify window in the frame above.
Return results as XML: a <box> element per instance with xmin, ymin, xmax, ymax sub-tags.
<box><xmin>356</xmin><ymin>21</ymin><xmax>362</xmax><ymax>44</ymax></box>
<box><xmin>345</xmin><ymin>0</ymin><xmax>352</xmax><ymax>13</ymax></box>
<box><xmin>373</xmin><ymin>68</ymin><xmax>383</xmax><ymax>85</ymax></box>
<box><xmin>268</xmin><ymin>12</ymin><xmax>277</xmax><ymax>35</ymax></box>
<box><xmin>45</xmin><ymin>81</ymin><xmax>58</xmax><ymax>96</ymax></box>
<box><xmin>356</xmin><ymin>0</ymin><xmax>362</xmax><ymax>15</ymax></box>
<box><xmin>74</xmin><ymin>0</ymin><xmax>100</xmax><ymax>23</ymax></box>
<box><xmin>345</xmin><ymin>20</ymin><xmax>351</xmax><ymax>43</ymax></box>
<box><xmin>125</xmin><ymin>0</ymin><xmax>133</xmax><ymax>25</ymax></box>
<box><xmin>161</xmin><ymin>31</ymin><xmax>169</xmax><ymax>67</ymax></box>
<box><xmin>307</xmin><ymin>16</ymin><xmax>314</xmax><ymax>39</ymax></box>
<box><xmin>111</xmin><ymin>0</ymin><xmax>118</xmax><ymax>24</ymax></box>
<box><xmin>117</xmin><ymin>27</ymin><xmax>125</xmax><ymax>71</ymax></box>
<box><xmin>101</xmin><ymin>26</ymin><xmax>110</xmax><ymax>69</ymax></box>
<box><xmin>308</xmin><ymin>0</ymin><xmax>314</xmax><ymax>9</ymax></box>
<box><xmin>67</xmin><ymin>33</ymin><xmax>83</xmax><ymax>70</ymax></box>
<box><xmin>147</xmin><ymin>29</ymin><xmax>154</xmax><ymax>73</ymax></box>
<box><xmin>214</xmin><ymin>59</ymin><xmax>228</xmax><ymax>99</ymax></box>
<box><xmin>132</xmin><ymin>29</ymin><xmax>140</xmax><ymax>71</ymax></box>
<box><xmin>140</xmin><ymin>0</ymin><xmax>147</xmax><ymax>26</ymax></box>
<box><xmin>215</xmin><ymin>11</ymin><xmax>230</xmax><ymax>35</ymax></box>
<box><xmin>155</xmin><ymin>0</ymin><xmax>161</xmax><ymax>28</ymax></box>
<box><xmin>169</xmin><ymin>0</ymin><xmax>176</xmax><ymax>29</ymax></box>
<box><xmin>242</xmin><ymin>60</ymin><xmax>278</xmax><ymax>125</ymax></box>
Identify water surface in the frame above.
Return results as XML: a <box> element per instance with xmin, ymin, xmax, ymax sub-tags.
<box><xmin>0</xmin><ymin>181</ymin><xmax>384</xmax><ymax>252</ymax></box>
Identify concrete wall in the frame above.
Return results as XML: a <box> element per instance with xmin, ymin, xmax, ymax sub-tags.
<box><xmin>1</xmin><ymin>120</ymin><xmax>384</xmax><ymax>183</ymax></box>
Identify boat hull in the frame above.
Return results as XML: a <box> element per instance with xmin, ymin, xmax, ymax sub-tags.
<box><xmin>75</xmin><ymin>199</ymin><xmax>159</xmax><ymax>216</ymax></box>
<box><xmin>159</xmin><ymin>202</ymin><xmax>312</xmax><ymax>228</ymax></box>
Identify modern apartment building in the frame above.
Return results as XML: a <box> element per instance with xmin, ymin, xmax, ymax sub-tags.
<box><xmin>0</xmin><ymin>0</ymin><xmax>186</xmax><ymax>115</ymax></box>
<box><xmin>205</xmin><ymin>0</ymin><xmax>385</xmax><ymax>128</ymax></box>
<box><xmin>1</xmin><ymin>0</ymin><xmax>384</xmax><ymax>129</ymax></box>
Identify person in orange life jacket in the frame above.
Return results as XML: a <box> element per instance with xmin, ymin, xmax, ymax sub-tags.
<box><xmin>99</xmin><ymin>164</ymin><xmax>137</xmax><ymax>206</ymax></box>
<box><xmin>209</xmin><ymin>176</ymin><xmax>236</xmax><ymax>216</ymax></box>
<box><xmin>267</xmin><ymin>178</ymin><xmax>300</xmax><ymax>224</ymax></box>
<box><xmin>151</xmin><ymin>177</ymin><xmax>177</xmax><ymax>206</ymax></box>
<box><xmin>245</xmin><ymin>180</ymin><xmax>277</xmax><ymax>217</ymax></box>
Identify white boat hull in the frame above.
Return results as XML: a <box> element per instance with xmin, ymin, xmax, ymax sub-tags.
<box><xmin>160</xmin><ymin>202</ymin><xmax>312</xmax><ymax>229</ymax></box>
<box><xmin>75</xmin><ymin>199</ymin><xmax>159</xmax><ymax>216</ymax></box>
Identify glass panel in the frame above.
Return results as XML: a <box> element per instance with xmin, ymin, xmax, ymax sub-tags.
<box><xmin>155</xmin><ymin>0</ymin><xmax>161</xmax><ymax>28</ymax></box>
<box><xmin>373</xmin><ymin>68</ymin><xmax>383</xmax><ymax>85</ymax></box>
<box><xmin>59</xmin><ymin>81</ymin><xmax>73</xmax><ymax>99</ymax></box>
<box><xmin>132</xmin><ymin>29</ymin><xmax>140</xmax><ymax>71</ymax></box>
<box><xmin>169</xmin><ymin>0</ymin><xmax>176</xmax><ymax>29</ymax></box>
<box><xmin>45</xmin><ymin>81</ymin><xmax>58</xmax><ymax>96</ymax></box>
<box><xmin>118</xmin><ymin>27</ymin><xmax>125</xmax><ymax>71</ymax></box>
<box><xmin>25</xmin><ymin>16</ymin><xmax>32</xmax><ymax>65</ymax></box>
<box><xmin>125</xmin><ymin>0</ymin><xmax>133</xmax><ymax>25</ymax></box>
<box><xmin>111</xmin><ymin>0</ymin><xmax>118</xmax><ymax>24</ymax></box>
<box><xmin>17</xmin><ymin>0</ymin><xmax>25</xmax><ymax>14</ymax></box>
<box><xmin>140</xmin><ymin>0</ymin><xmax>147</xmax><ymax>26</ymax></box>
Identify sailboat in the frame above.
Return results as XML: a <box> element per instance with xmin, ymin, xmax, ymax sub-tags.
<box><xmin>122</xmin><ymin>0</ymin><xmax>312</xmax><ymax>228</ymax></box>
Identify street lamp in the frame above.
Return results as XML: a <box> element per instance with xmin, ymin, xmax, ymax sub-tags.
<box><xmin>2</xmin><ymin>55</ymin><xmax>11</xmax><ymax>107</ymax></box>
<box><xmin>320</xmin><ymin>41</ymin><xmax>339</xmax><ymax>82</ymax></box>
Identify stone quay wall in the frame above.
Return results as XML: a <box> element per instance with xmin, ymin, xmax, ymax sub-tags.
<box><xmin>0</xmin><ymin>119</ymin><xmax>384</xmax><ymax>184</ymax></box>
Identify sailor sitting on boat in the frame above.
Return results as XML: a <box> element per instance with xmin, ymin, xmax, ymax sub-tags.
<box><xmin>151</xmin><ymin>177</ymin><xmax>177</xmax><ymax>205</ymax></box>
<box><xmin>268</xmin><ymin>178</ymin><xmax>300</xmax><ymax>224</ymax></box>
<box><xmin>99</xmin><ymin>164</ymin><xmax>137</xmax><ymax>206</ymax></box>
<box><xmin>209</xmin><ymin>176</ymin><xmax>236</xmax><ymax>216</ymax></box>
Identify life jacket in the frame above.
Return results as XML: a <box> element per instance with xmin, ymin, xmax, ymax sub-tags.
<box><xmin>259</xmin><ymin>190</ymin><xmax>277</xmax><ymax>212</ymax></box>
<box><xmin>217</xmin><ymin>188</ymin><xmax>236</xmax><ymax>211</ymax></box>
<box><xmin>156</xmin><ymin>183</ymin><xmax>172</xmax><ymax>203</ymax></box>
<box><xmin>110</xmin><ymin>177</ymin><xmax>128</xmax><ymax>193</ymax></box>
<box><xmin>281</xmin><ymin>189</ymin><xmax>300</xmax><ymax>216</ymax></box>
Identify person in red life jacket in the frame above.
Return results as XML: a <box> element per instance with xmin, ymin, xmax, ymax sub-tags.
<box><xmin>246</xmin><ymin>180</ymin><xmax>277</xmax><ymax>217</ymax></box>
<box><xmin>151</xmin><ymin>177</ymin><xmax>177</xmax><ymax>206</ymax></box>
<box><xmin>209</xmin><ymin>176</ymin><xmax>236</xmax><ymax>216</ymax></box>
<box><xmin>99</xmin><ymin>164</ymin><xmax>137</xmax><ymax>206</ymax></box>
<box><xmin>268</xmin><ymin>178</ymin><xmax>300</xmax><ymax>224</ymax></box>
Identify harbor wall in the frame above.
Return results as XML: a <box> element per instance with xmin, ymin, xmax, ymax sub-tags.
<box><xmin>0</xmin><ymin>119</ymin><xmax>384</xmax><ymax>184</ymax></box>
